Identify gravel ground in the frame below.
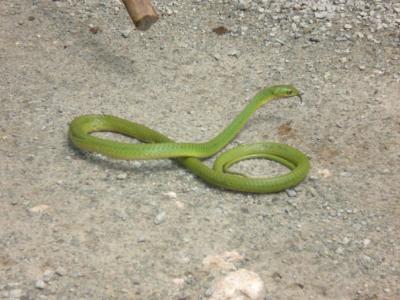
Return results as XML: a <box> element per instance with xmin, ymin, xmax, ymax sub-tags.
<box><xmin>1</xmin><ymin>0</ymin><xmax>400</xmax><ymax>299</ymax></box>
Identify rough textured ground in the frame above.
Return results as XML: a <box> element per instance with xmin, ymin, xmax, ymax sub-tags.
<box><xmin>1</xmin><ymin>0</ymin><xmax>399</xmax><ymax>299</ymax></box>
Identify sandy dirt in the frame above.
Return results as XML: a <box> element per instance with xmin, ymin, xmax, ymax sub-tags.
<box><xmin>1</xmin><ymin>0</ymin><xmax>399</xmax><ymax>299</ymax></box>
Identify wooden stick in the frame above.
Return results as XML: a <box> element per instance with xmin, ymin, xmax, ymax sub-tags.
<box><xmin>121</xmin><ymin>0</ymin><xmax>159</xmax><ymax>30</ymax></box>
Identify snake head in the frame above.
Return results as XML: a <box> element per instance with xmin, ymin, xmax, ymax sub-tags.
<box><xmin>271</xmin><ymin>85</ymin><xmax>302</xmax><ymax>102</ymax></box>
<box><xmin>255</xmin><ymin>85</ymin><xmax>303</xmax><ymax>108</ymax></box>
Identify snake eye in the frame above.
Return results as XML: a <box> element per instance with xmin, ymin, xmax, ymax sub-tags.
<box><xmin>288</xmin><ymin>86</ymin><xmax>301</xmax><ymax>97</ymax></box>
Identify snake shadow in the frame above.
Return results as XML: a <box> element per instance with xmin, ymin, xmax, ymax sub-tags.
<box><xmin>68</xmin><ymin>141</ymin><xmax>291</xmax><ymax>197</ymax></box>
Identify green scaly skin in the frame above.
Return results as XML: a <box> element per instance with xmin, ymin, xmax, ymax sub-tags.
<box><xmin>68</xmin><ymin>85</ymin><xmax>310</xmax><ymax>193</ymax></box>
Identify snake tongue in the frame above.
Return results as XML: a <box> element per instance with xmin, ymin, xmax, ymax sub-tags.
<box><xmin>298</xmin><ymin>92</ymin><xmax>304</xmax><ymax>104</ymax></box>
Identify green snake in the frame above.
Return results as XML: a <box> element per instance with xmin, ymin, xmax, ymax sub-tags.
<box><xmin>68</xmin><ymin>85</ymin><xmax>310</xmax><ymax>193</ymax></box>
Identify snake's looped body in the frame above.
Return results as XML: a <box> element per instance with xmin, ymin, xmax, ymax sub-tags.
<box><xmin>68</xmin><ymin>85</ymin><xmax>310</xmax><ymax>193</ymax></box>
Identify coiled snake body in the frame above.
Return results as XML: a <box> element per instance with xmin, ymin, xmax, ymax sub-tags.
<box><xmin>68</xmin><ymin>85</ymin><xmax>310</xmax><ymax>193</ymax></box>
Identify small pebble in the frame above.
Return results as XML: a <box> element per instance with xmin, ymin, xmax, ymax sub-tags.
<box><xmin>315</xmin><ymin>11</ymin><xmax>328</xmax><ymax>19</ymax></box>
<box><xmin>355</xmin><ymin>31</ymin><xmax>364</xmax><ymax>38</ymax></box>
<box><xmin>137</xmin><ymin>234</ymin><xmax>146</xmax><ymax>243</ymax></box>
<box><xmin>286</xmin><ymin>189</ymin><xmax>297</xmax><ymax>197</ymax></box>
<box><xmin>292</xmin><ymin>16</ymin><xmax>301</xmax><ymax>23</ymax></box>
<box><xmin>212</xmin><ymin>53</ymin><xmax>222</xmax><ymax>61</ymax></box>
<box><xmin>175</xmin><ymin>200</ymin><xmax>185</xmax><ymax>209</ymax></box>
<box><xmin>117</xmin><ymin>172</ymin><xmax>128</xmax><ymax>180</ymax></box>
<box><xmin>55</xmin><ymin>267</ymin><xmax>67</xmax><ymax>276</ymax></box>
<box><xmin>228</xmin><ymin>49</ymin><xmax>239</xmax><ymax>57</ymax></box>
<box><xmin>172</xmin><ymin>278</ymin><xmax>185</xmax><ymax>286</ymax></box>
<box><xmin>89</xmin><ymin>26</ymin><xmax>100</xmax><ymax>34</ymax></box>
<box><xmin>236</xmin><ymin>0</ymin><xmax>250</xmax><ymax>11</ymax></box>
<box><xmin>340</xmin><ymin>171</ymin><xmax>351</xmax><ymax>177</ymax></box>
<box><xmin>318</xmin><ymin>169</ymin><xmax>332</xmax><ymax>178</ymax></box>
<box><xmin>342</xmin><ymin>237</ymin><xmax>351</xmax><ymax>244</ymax></box>
<box><xmin>163</xmin><ymin>191</ymin><xmax>177</xmax><ymax>199</ymax></box>
<box><xmin>154</xmin><ymin>211</ymin><xmax>166</xmax><ymax>225</ymax></box>
<box><xmin>35</xmin><ymin>280</ymin><xmax>46</xmax><ymax>289</ymax></box>
<box><xmin>209</xmin><ymin>269</ymin><xmax>266</xmax><ymax>300</ymax></box>
<box><xmin>204</xmin><ymin>287</ymin><xmax>214</xmax><ymax>297</ymax></box>
<box><xmin>344</xmin><ymin>24</ymin><xmax>352</xmax><ymax>30</ymax></box>
<box><xmin>309</xmin><ymin>37</ymin><xmax>320</xmax><ymax>43</ymax></box>
<box><xmin>29</xmin><ymin>204</ymin><xmax>49</xmax><ymax>213</ymax></box>
<box><xmin>363</xmin><ymin>238</ymin><xmax>371</xmax><ymax>247</ymax></box>
<box><xmin>165</xmin><ymin>7</ymin><xmax>173</xmax><ymax>16</ymax></box>
<box><xmin>336</xmin><ymin>247</ymin><xmax>344</xmax><ymax>254</ymax></box>
<box><xmin>132</xmin><ymin>161</ymin><xmax>142</xmax><ymax>168</ymax></box>
<box><xmin>121</xmin><ymin>29</ymin><xmax>131</xmax><ymax>38</ymax></box>
<box><xmin>43</xmin><ymin>269</ymin><xmax>54</xmax><ymax>282</ymax></box>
